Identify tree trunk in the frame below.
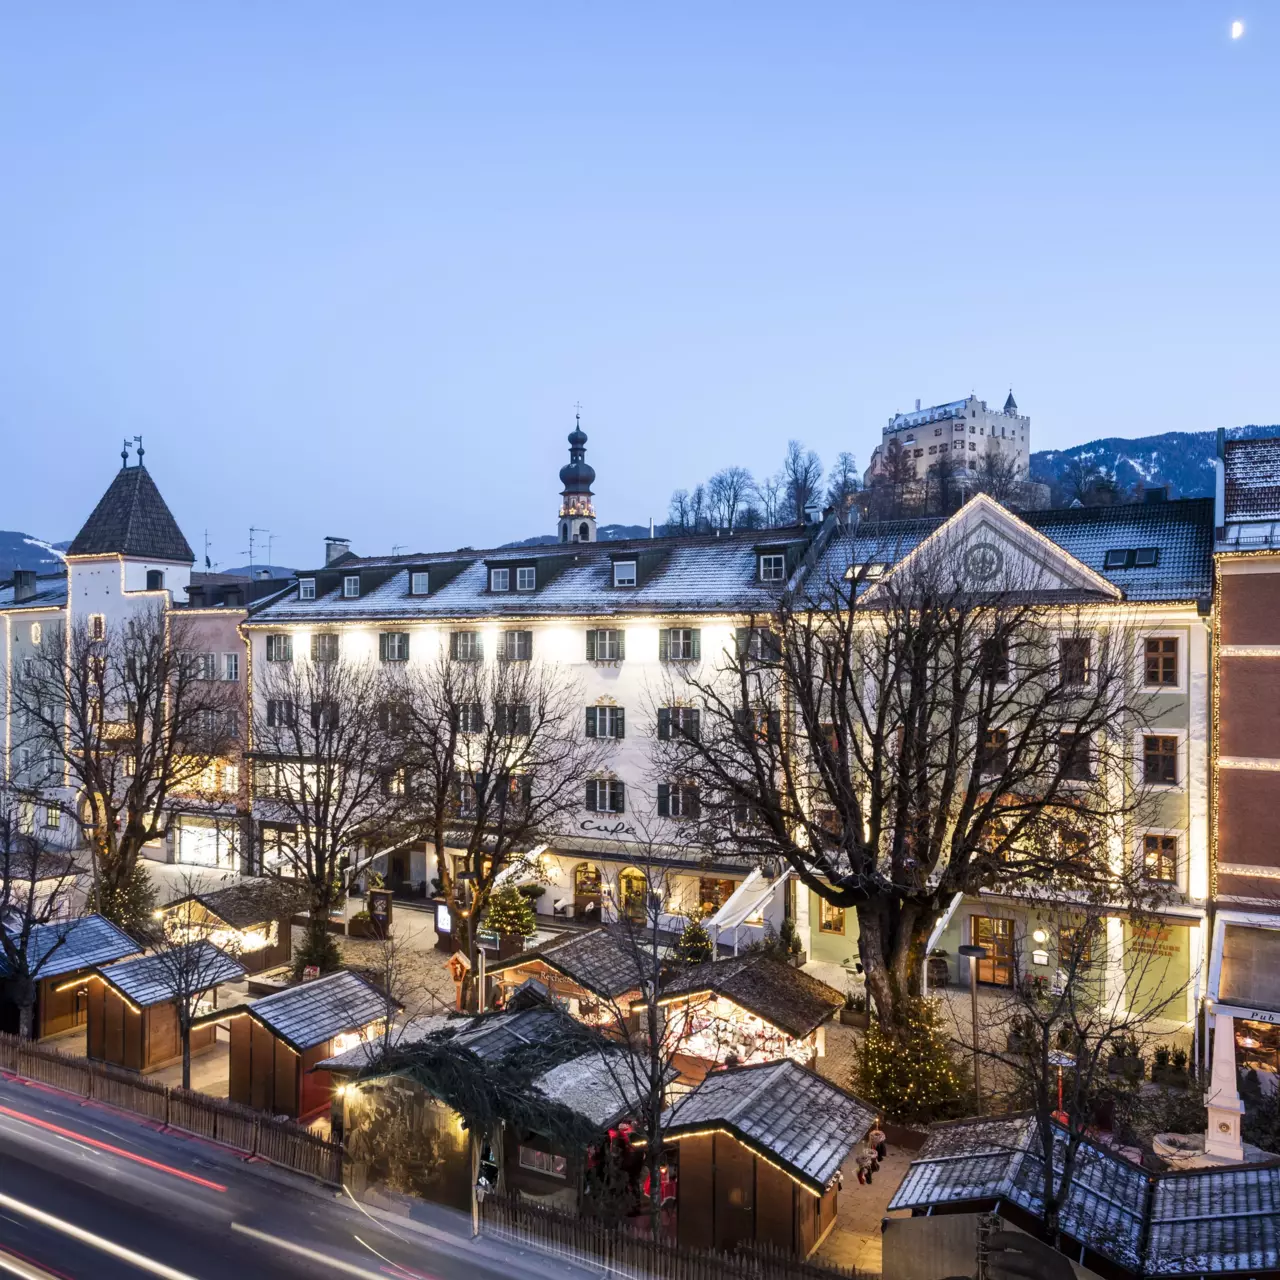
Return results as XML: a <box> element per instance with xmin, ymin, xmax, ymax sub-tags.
<box><xmin>14</xmin><ymin>975</ymin><xmax>36</xmax><ymax>1042</ymax></box>
<box><xmin>181</xmin><ymin>1024</ymin><xmax>192</xmax><ymax>1091</ymax></box>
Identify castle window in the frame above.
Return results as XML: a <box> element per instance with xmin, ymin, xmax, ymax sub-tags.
<box><xmin>560</xmin><ymin>522</ymin><xmax>568</xmax><ymax>543</ymax></box>
<box><xmin>410</xmin><ymin>572</ymin><xmax>429</xmax><ymax>595</ymax></box>
<box><xmin>490</xmin><ymin>568</ymin><xmax>510</xmax><ymax>592</ymax></box>
<box><xmin>516</xmin><ymin>566</ymin><xmax>536</xmax><ymax>591</ymax></box>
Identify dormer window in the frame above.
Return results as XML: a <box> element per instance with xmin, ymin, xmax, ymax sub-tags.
<box><xmin>299</xmin><ymin>578</ymin><xmax>316</xmax><ymax>600</ymax></box>
<box><xmin>516</xmin><ymin>566</ymin><xmax>536</xmax><ymax>592</ymax></box>
<box><xmin>410</xmin><ymin>571</ymin><xmax>429</xmax><ymax>595</ymax></box>
<box><xmin>613</xmin><ymin>561</ymin><xmax>637</xmax><ymax>588</ymax></box>
<box><xmin>491</xmin><ymin>568</ymin><xmax>510</xmax><ymax>592</ymax></box>
<box><xmin>343</xmin><ymin>575</ymin><xmax>360</xmax><ymax>598</ymax></box>
<box><xmin>759</xmin><ymin>554</ymin><xmax>786</xmax><ymax>583</ymax></box>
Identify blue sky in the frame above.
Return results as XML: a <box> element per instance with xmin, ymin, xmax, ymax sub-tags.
<box><xmin>1</xmin><ymin>3</ymin><xmax>1275</xmax><ymax>566</ymax></box>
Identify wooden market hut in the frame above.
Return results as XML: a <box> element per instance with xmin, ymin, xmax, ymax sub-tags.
<box><xmin>488</xmin><ymin>926</ymin><xmax>647</xmax><ymax>1028</ymax></box>
<box><xmin>663</xmin><ymin>1059</ymin><xmax>875</xmax><ymax>1258</ymax></box>
<box><xmin>656</xmin><ymin>952</ymin><xmax>845</xmax><ymax>1076</ymax></box>
<box><xmin>162</xmin><ymin>877</ymin><xmax>307</xmax><ymax>975</ymax></box>
<box><xmin>321</xmin><ymin>998</ymin><xmax>651</xmax><ymax>1213</ymax></box>
<box><xmin>85</xmin><ymin>942</ymin><xmax>246</xmax><ymax>1073</ymax></box>
<box><xmin>0</xmin><ymin>914</ymin><xmax>140</xmax><ymax>1040</ymax></box>
<box><xmin>229</xmin><ymin>969</ymin><xmax>392</xmax><ymax>1119</ymax></box>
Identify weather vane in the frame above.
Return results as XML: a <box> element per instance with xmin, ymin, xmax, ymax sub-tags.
<box><xmin>133</xmin><ymin>434</ymin><xmax>145</xmax><ymax>463</ymax></box>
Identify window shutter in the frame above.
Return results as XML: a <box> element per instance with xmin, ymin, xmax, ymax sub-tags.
<box><xmin>586</xmin><ymin>630</ymin><xmax>597</xmax><ymax>661</ymax></box>
<box><xmin>617</xmin><ymin>630</ymin><xmax>625</xmax><ymax>660</ymax></box>
<box><xmin>449</xmin><ymin>632</ymin><xmax>459</xmax><ymax>659</ymax></box>
<box><xmin>518</xmin><ymin>705</ymin><xmax>531</xmax><ymax>735</ymax></box>
<box><xmin>585</xmin><ymin>780</ymin><xmax>598</xmax><ymax>811</ymax></box>
<box><xmin>310</xmin><ymin>635</ymin><xmax>320</xmax><ymax>662</ymax></box>
<box><xmin>735</xmin><ymin>627</ymin><xmax>749</xmax><ymax>659</ymax></box>
<box><xmin>615</xmin><ymin>707</ymin><xmax>625</xmax><ymax>740</ymax></box>
<box><xmin>401</xmin><ymin>633</ymin><xmax>410</xmax><ymax>661</ymax></box>
<box><xmin>379</xmin><ymin>633</ymin><xmax>388</xmax><ymax>661</ymax></box>
<box><xmin>689</xmin><ymin>709</ymin><xmax>701</xmax><ymax>742</ymax></box>
<box><xmin>585</xmin><ymin>707</ymin><xmax>598</xmax><ymax>738</ymax></box>
<box><xmin>496</xmin><ymin>631</ymin><xmax>506</xmax><ymax>660</ymax></box>
<box><xmin>657</xmin><ymin>708</ymin><xmax>671</xmax><ymax>741</ymax></box>
<box><xmin>659</xmin><ymin>630</ymin><xmax>670</xmax><ymax>662</ymax></box>
<box><xmin>734</xmin><ymin>707</ymin><xmax>750</xmax><ymax>739</ymax></box>
<box><xmin>614</xmin><ymin>781</ymin><xmax>625</xmax><ymax>813</ymax></box>
<box><xmin>657</xmin><ymin>783</ymin><xmax>670</xmax><ymax>817</ymax></box>
<box><xmin>768</xmin><ymin>710</ymin><xmax>782</xmax><ymax>744</ymax></box>
<box><xmin>691</xmin><ymin>630</ymin><xmax>701</xmax><ymax>660</ymax></box>
<box><xmin>688</xmin><ymin>787</ymin><xmax>701</xmax><ymax>820</ymax></box>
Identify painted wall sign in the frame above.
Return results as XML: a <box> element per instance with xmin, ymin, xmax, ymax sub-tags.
<box><xmin>578</xmin><ymin>819</ymin><xmax>637</xmax><ymax>837</ymax></box>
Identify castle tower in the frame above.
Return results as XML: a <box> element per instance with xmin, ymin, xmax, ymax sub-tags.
<box><xmin>558</xmin><ymin>414</ymin><xmax>597</xmax><ymax>543</ymax></box>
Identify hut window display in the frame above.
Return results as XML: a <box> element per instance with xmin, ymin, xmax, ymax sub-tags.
<box><xmin>519</xmin><ymin>1147</ymin><xmax>568</xmax><ymax>1178</ymax></box>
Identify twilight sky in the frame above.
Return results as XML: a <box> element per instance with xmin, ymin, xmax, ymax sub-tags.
<box><xmin>1</xmin><ymin>3</ymin><xmax>1275</xmax><ymax>568</ymax></box>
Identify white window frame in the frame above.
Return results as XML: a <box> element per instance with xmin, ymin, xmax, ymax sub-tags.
<box><xmin>1135</xmin><ymin>828</ymin><xmax>1184</xmax><ymax>891</ymax></box>
<box><xmin>298</xmin><ymin>579</ymin><xmax>316</xmax><ymax>601</ymax></box>
<box><xmin>1138</xmin><ymin>630</ymin><xmax>1187</xmax><ymax>695</ymax></box>
<box><xmin>44</xmin><ymin>805</ymin><xmax>60</xmax><ymax>830</ymax></box>
<box><xmin>490</xmin><ymin>568</ymin><xmax>510</xmax><ymax>592</ymax></box>
<box><xmin>343</xmin><ymin>575</ymin><xmax>360</xmax><ymax>598</ymax></box>
<box><xmin>594</xmin><ymin>629</ymin><xmax>623</xmax><ymax>661</ymax></box>
<box><xmin>223</xmin><ymin>653</ymin><xmax>240</xmax><ymax>682</ymax></box>
<box><xmin>266</xmin><ymin>634</ymin><xmax>293</xmax><ymax>663</ymax></box>
<box><xmin>383</xmin><ymin>632</ymin><xmax>410</xmax><ymax>662</ymax></box>
<box><xmin>667</xmin><ymin>628</ymin><xmax>696</xmax><ymax>661</ymax></box>
<box><xmin>410</xmin><ymin>571</ymin><xmax>430</xmax><ymax>596</ymax></box>
<box><xmin>759</xmin><ymin>553</ymin><xmax>786</xmax><ymax>583</ymax></box>
<box><xmin>668</xmin><ymin>783</ymin><xmax>699</xmax><ymax>818</ymax></box>
<box><xmin>1135</xmin><ymin>728</ymin><xmax>1187</xmax><ymax>791</ymax></box>
<box><xmin>453</xmin><ymin>630</ymin><xmax>481</xmax><ymax>661</ymax></box>
<box><xmin>613</xmin><ymin>561</ymin><xmax>637</xmax><ymax>588</ymax></box>
<box><xmin>516</xmin><ymin>566</ymin><xmax>536</xmax><ymax>592</ymax></box>
<box><xmin>30</xmin><ymin>622</ymin><xmax>41</xmax><ymax>645</ymax></box>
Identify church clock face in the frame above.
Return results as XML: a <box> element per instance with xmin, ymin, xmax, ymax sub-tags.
<box><xmin>964</xmin><ymin>541</ymin><xmax>1004</xmax><ymax>583</ymax></box>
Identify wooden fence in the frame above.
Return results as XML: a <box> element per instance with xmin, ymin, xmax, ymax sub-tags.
<box><xmin>0</xmin><ymin>1032</ymin><xmax>343</xmax><ymax>1186</ymax></box>
<box><xmin>479</xmin><ymin>1192</ymin><xmax>874</xmax><ymax>1280</ymax></box>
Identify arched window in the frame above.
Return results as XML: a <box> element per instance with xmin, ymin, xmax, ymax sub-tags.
<box><xmin>619</xmin><ymin>867</ymin><xmax>648</xmax><ymax>924</ymax></box>
<box><xmin>561</xmin><ymin>522</ymin><xmax>569</xmax><ymax>543</ymax></box>
<box><xmin>579</xmin><ymin>522</ymin><xmax>590</xmax><ymax>541</ymax></box>
<box><xmin>146</xmin><ymin>569</ymin><xmax>165</xmax><ymax>591</ymax></box>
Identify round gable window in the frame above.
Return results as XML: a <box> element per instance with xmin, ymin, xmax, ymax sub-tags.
<box><xmin>30</xmin><ymin>622</ymin><xmax>41</xmax><ymax>645</ymax></box>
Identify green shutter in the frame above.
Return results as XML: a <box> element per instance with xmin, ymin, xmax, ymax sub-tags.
<box><xmin>657</xmin><ymin>708</ymin><xmax>671</xmax><ymax>741</ymax></box>
<box><xmin>659</xmin><ymin>630</ymin><xmax>670</xmax><ymax>662</ymax></box>
<box><xmin>615</xmin><ymin>781</ymin><xmax>625</xmax><ymax>813</ymax></box>
<box><xmin>615</xmin><ymin>707</ymin><xmax>625</xmax><ymax>740</ymax></box>
<box><xmin>735</xmin><ymin>627</ymin><xmax>749</xmax><ymax>658</ymax></box>
<box><xmin>379</xmin><ymin>633</ymin><xmax>388</xmax><ymax>661</ymax></box>
<box><xmin>690</xmin><ymin>629</ymin><xmax>701</xmax><ymax>660</ymax></box>
<box><xmin>617</xmin><ymin>630</ymin><xmax>625</xmax><ymax>660</ymax></box>
<box><xmin>586</xmin><ymin>707</ymin><xmax>597</xmax><ymax>738</ymax></box>
<box><xmin>586</xmin><ymin>630</ymin><xmax>597</xmax><ymax>661</ymax></box>
<box><xmin>585</xmin><ymin>780</ymin><xmax>597</xmax><ymax>811</ymax></box>
<box><xmin>689</xmin><ymin>709</ymin><xmax>701</xmax><ymax>741</ymax></box>
<box><xmin>657</xmin><ymin>784</ymin><xmax>669</xmax><ymax>817</ymax></box>
<box><xmin>449</xmin><ymin>632</ymin><xmax>458</xmax><ymax>659</ymax></box>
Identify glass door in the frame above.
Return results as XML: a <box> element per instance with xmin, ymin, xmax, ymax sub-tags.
<box><xmin>972</xmin><ymin>916</ymin><xmax>1015</xmax><ymax>986</ymax></box>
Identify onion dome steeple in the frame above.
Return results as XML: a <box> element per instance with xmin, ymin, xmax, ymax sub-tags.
<box><xmin>558</xmin><ymin>412</ymin><xmax>597</xmax><ymax>543</ymax></box>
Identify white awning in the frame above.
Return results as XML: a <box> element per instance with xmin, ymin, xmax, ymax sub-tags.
<box><xmin>707</xmin><ymin>868</ymin><xmax>789</xmax><ymax>932</ymax></box>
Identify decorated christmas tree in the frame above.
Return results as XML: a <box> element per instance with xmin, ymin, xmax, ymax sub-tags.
<box><xmin>482</xmin><ymin>885</ymin><xmax>537</xmax><ymax>938</ymax></box>
<box><xmin>675</xmin><ymin>918</ymin><xmax>714</xmax><ymax>964</ymax></box>
<box><xmin>854</xmin><ymin>996</ymin><xmax>969</xmax><ymax>1125</ymax></box>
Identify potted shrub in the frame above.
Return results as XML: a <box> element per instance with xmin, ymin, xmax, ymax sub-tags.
<box><xmin>347</xmin><ymin>909</ymin><xmax>375</xmax><ymax>939</ymax></box>
<box><xmin>926</xmin><ymin>949</ymin><xmax>951</xmax><ymax>989</ymax></box>
<box><xmin>1108</xmin><ymin>1034</ymin><xmax>1145</xmax><ymax>1082</ymax></box>
<box><xmin>841</xmin><ymin>992</ymin><xmax>871</xmax><ymax>1029</ymax></box>
<box><xmin>1152</xmin><ymin>1045</ymin><xmax>1191</xmax><ymax>1088</ymax></box>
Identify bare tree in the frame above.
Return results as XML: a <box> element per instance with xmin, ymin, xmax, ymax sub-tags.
<box><xmin>955</xmin><ymin>901</ymin><xmax>1189</xmax><ymax>1243</ymax></box>
<box><xmin>825</xmin><ymin>451</ymin><xmax>860</xmax><ymax>513</ymax></box>
<box><xmin>149</xmin><ymin>883</ymin><xmax>245</xmax><ymax>1089</ymax></box>
<box><xmin>707</xmin><ymin>466</ymin><xmax>754</xmax><ymax>531</ymax></box>
<box><xmin>974</xmin><ymin>449</ymin><xmax>1022</xmax><ymax>504</ymax></box>
<box><xmin>866</xmin><ymin>438</ymin><xmax>917</xmax><ymax>520</ymax></box>
<box><xmin>1060</xmin><ymin>458</ymin><xmax>1121</xmax><ymax>508</ymax></box>
<box><xmin>927</xmin><ymin>447</ymin><xmax>963</xmax><ymax>515</ymax></box>
<box><xmin>252</xmin><ymin>650</ymin><xmax>407</xmax><ymax>972</ymax></box>
<box><xmin>666</xmin><ymin>489</ymin><xmax>693</xmax><ymax>533</ymax></box>
<box><xmin>747</xmin><ymin>471</ymin><xmax>784</xmax><ymax>528</ymax></box>
<box><xmin>0</xmin><ymin>788</ymin><xmax>83</xmax><ymax>1039</ymax></box>
<box><xmin>407</xmin><ymin>649</ymin><xmax>601</xmax><ymax>1005</ymax></box>
<box><xmin>689</xmin><ymin>484</ymin><xmax>708</xmax><ymax>533</ymax></box>
<box><xmin>11</xmin><ymin>607</ymin><xmax>239</xmax><ymax>932</ymax></box>
<box><xmin>653</xmin><ymin>537</ymin><xmax>1157</xmax><ymax>1032</ymax></box>
<box><xmin>782</xmin><ymin>440</ymin><xmax>824</xmax><ymax>523</ymax></box>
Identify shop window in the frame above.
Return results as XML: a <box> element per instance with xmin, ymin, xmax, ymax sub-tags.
<box><xmin>699</xmin><ymin>878</ymin><xmax>736</xmax><ymax>917</ymax></box>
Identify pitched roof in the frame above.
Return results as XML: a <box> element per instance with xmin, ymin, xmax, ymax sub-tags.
<box><xmin>489</xmin><ymin>926</ymin><xmax>648</xmax><ymax>1001</ymax></box>
<box><xmin>245</xmin><ymin>969</ymin><xmax>392</xmax><ymax>1052</ymax></box>
<box><xmin>0</xmin><ymin>914</ymin><xmax>141</xmax><ymax>980</ymax></box>
<box><xmin>67</xmin><ymin>465</ymin><xmax>194</xmax><ymax>563</ymax></box>
<box><xmin>887</xmin><ymin>1115</ymin><xmax>1280</xmax><ymax>1276</ymax></box>
<box><xmin>661</xmin><ymin>953</ymin><xmax>845</xmax><ymax>1039</ymax></box>
<box><xmin>662</xmin><ymin>1060</ymin><xmax>876</xmax><ymax>1193</ymax></box>
<box><xmin>1223</xmin><ymin>436</ymin><xmax>1280</xmax><ymax>522</ymax></box>
<box><xmin>95</xmin><ymin>942</ymin><xmax>245</xmax><ymax>1008</ymax></box>
<box><xmin>170</xmin><ymin>877</ymin><xmax>309</xmax><ymax>929</ymax></box>
<box><xmin>0</xmin><ymin>573</ymin><xmax>68</xmax><ymax>613</ymax></box>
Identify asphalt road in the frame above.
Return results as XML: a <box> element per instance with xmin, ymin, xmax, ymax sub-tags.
<box><xmin>0</xmin><ymin>1075</ymin><xmax>584</xmax><ymax>1280</ymax></box>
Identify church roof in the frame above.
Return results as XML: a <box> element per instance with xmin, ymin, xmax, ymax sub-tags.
<box><xmin>67</xmin><ymin>465</ymin><xmax>194</xmax><ymax>563</ymax></box>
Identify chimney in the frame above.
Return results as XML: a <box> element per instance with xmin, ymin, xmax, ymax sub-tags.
<box><xmin>256</xmin><ymin>569</ymin><xmax>271</xmax><ymax>581</ymax></box>
<box><xmin>324</xmin><ymin>537</ymin><xmax>351</xmax><ymax>565</ymax></box>
<box><xmin>915</xmin><ymin>398</ymin><xmax>921</xmax><ymax>411</ymax></box>
<box><xmin>1144</xmin><ymin>486</ymin><xmax>1168</xmax><ymax>505</ymax></box>
<box><xmin>13</xmin><ymin>570</ymin><xmax>36</xmax><ymax>603</ymax></box>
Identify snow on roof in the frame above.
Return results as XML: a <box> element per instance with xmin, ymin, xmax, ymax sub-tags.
<box><xmin>96</xmin><ymin>942</ymin><xmax>245</xmax><ymax>1008</ymax></box>
<box><xmin>246</xmin><ymin>969</ymin><xmax>392</xmax><ymax>1052</ymax></box>
<box><xmin>0</xmin><ymin>914</ymin><xmax>141</xmax><ymax>980</ymax></box>
<box><xmin>1224</xmin><ymin>437</ymin><xmax>1280</xmax><ymax>522</ymax></box>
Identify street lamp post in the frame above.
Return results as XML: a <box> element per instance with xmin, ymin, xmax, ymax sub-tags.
<box><xmin>958</xmin><ymin>943</ymin><xmax>988</xmax><ymax>1114</ymax></box>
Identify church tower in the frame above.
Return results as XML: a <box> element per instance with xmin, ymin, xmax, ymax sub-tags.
<box><xmin>558</xmin><ymin>414</ymin><xmax>597</xmax><ymax>543</ymax></box>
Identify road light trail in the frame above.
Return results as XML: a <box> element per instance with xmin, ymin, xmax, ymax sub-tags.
<box><xmin>0</xmin><ymin>1190</ymin><xmax>201</xmax><ymax>1280</ymax></box>
<box><xmin>0</xmin><ymin>1245</ymin><xmax>71</xmax><ymax>1280</ymax></box>
<box><xmin>0</xmin><ymin>1104</ymin><xmax>227</xmax><ymax>1192</ymax></box>
<box><xmin>231</xmin><ymin>1223</ymin><xmax>392</xmax><ymax>1277</ymax></box>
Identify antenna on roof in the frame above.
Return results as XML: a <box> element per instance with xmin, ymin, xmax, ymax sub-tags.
<box><xmin>392</xmin><ymin>544</ymin><xmax>406</xmax><ymax>556</ymax></box>
<box><xmin>133</xmin><ymin>435</ymin><xmax>144</xmax><ymax>464</ymax></box>
<box><xmin>249</xmin><ymin>527</ymin><xmax>271</xmax><ymax>569</ymax></box>
<box><xmin>203</xmin><ymin>530</ymin><xmax>213</xmax><ymax>571</ymax></box>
